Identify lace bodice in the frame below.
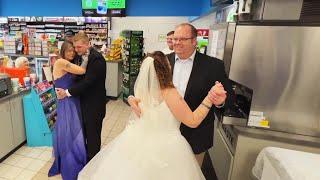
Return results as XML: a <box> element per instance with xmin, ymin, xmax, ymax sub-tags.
<box><xmin>128</xmin><ymin>101</ymin><xmax>181</xmax><ymax>134</ymax></box>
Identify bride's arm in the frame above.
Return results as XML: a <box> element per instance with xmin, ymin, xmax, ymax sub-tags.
<box><xmin>128</xmin><ymin>96</ymin><xmax>141</xmax><ymax>117</ymax></box>
<box><xmin>55</xmin><ymin>58</ymin><xmax>86</xmax><ymax>75</ymax></box>
<box><xmin>164</xmin><ymin>88</ymin><xmax>213</xmax><ymax>128</ymax></box>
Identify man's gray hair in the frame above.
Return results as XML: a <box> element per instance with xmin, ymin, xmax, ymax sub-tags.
<box><xmin>176</xmin><ymin>23</ymin><xmax>197</xmax><ymax>38</ymax></box>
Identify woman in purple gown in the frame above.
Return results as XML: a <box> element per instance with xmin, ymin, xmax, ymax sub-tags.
<box><xmin>49</xmin><ymin>42</ymin><xmax>88</xmax><ymax>180</ymax></box>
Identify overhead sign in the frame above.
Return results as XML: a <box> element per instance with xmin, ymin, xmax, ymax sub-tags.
<box><xmin>82</xmin><ymin>0</ymin><xmax>126</xmax><ymax>17</ymax></box>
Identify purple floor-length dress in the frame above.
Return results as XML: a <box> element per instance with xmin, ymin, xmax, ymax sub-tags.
<box><xmin>49</xmin><ymin>73</ymin><xmax>87</xmax><ymax>180</ymax></box>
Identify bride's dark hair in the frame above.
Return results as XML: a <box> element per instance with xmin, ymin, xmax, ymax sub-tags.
<box><xmin>148</xmin><ymin>51</ymin><xmax>174</xmax><ymax>89</ymax></box>
<box><xmin>60</xmin><ymin>41</ymin><xmax>74</xmax><ymax>59</ymax></box>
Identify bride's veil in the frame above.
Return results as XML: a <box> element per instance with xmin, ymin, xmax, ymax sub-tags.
<box><xmin>134</xmin><ymin>56</ymin><xmax>162</xmax><ymax>109</ymax></box>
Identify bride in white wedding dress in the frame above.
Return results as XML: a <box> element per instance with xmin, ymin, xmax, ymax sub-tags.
<box><xmin>78</xmin><ymin>51</ymin><xmax>222</xmax><ymax>180</ymax></box>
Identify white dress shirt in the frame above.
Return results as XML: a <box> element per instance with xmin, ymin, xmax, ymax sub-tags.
<box><xmin>173</xmin><ymin>50</ymin><xmax>196</xmax><ymax>97</ymax></box>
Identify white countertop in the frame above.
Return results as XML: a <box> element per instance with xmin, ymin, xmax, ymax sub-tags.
<box><xmin>252</xmin><ymin>147</ymin><xmax>320</xmax><ymax>180</ymax></box>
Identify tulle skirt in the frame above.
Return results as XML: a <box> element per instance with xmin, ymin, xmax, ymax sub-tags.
<box><xmin>78</xmin><ymin>124</ymin><xmax>205</xmax><ymax>180</ymax></box>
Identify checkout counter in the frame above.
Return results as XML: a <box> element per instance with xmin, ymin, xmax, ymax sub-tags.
<box><xmin>0</xmin><ymin>71</ymin><xmax>29</xmax><ymax>161</ymax></box>
<box><xmin>0</xmin><ymin>88</ymin><xmax>29</xmax><ymax>161</ymax></box>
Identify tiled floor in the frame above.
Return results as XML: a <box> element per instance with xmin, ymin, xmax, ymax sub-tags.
<box><xmin>0</xmin><ymin>99</ymin><xmax>131</xmax><ymax>180</ymax></box>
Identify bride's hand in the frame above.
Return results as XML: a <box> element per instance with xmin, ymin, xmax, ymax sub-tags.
<box><xmin>208</xmin><ymin>81</ymin><xmax>227</xmax><ymax>106</ymax></box>
<box><xmin>128</xmin><ymin>96</ymin><xmax>141</xmax><ymax>118</ymax></box>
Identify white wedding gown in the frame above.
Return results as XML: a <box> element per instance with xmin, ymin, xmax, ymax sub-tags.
<box><xmin>78</xmin><ymin>101</ymin><xmax>205</xmax><ymax>180</ymax></box>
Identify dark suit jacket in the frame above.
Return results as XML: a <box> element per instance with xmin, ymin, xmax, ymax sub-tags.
<box><xmin>69</xmin><ymin>48</ymin><xmax>107</xmax><ymax>124</ymax></box>
<box><xmin>167</xmin><ymin>51</ymin><xmax>232</xmax><ymax>154</ymax></box>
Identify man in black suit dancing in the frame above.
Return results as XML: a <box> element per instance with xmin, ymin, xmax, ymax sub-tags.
<box><xmin>129</xmin><ymin>23</ymin><xmax>232</xmax><ymax>167</ymax></box>
<box><xmin>56</xmin><ymin>31</ymin><xmax>107</xmax><ymax>161</ymax></box>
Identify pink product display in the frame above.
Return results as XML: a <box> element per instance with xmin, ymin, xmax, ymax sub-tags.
<box><xmin>34</xmin><ymin>80</ymin><xmax>52</xmax><ymax>93</ymax></box>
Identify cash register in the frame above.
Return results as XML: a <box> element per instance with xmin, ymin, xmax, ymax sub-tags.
<box><xmin>0</xmin><ymin>74</ymin><xmax>13</xmax><ymax>98</ymax></box>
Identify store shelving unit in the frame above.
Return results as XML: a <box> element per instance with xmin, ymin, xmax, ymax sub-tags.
<box><xmin>0</xmin><ymin>16</ymin><xmax>111</xmax><ymax>55</ymax></box>
<box><xmin>85</xmin><ymin>22</ymin><xmax>108</xmax><ymax>48</ymax></box>
<box><xmin>121</xmin><ymin>30</ymin><xmax>144</xmax><ymax>103</ymax></box>
<box><xmin>23</xmin><ymin>81</ymin><xmax>57</xmax><ymax>146</ymax></box>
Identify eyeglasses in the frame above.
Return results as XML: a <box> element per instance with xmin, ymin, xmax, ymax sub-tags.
<box><xmin>172</xmin><ymin>37</ymin><xmax>194</xmax><ymax>42</ymax></box>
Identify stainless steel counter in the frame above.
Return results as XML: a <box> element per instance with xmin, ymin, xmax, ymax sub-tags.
<box><xmin>233</xmin><ymin>125</ymin><xmax>320</xmax><ymax>147</ymax></box>
<box><xmin>219</xmin><ymin>115</ymin><xmax>320</xmax><ymax>147</ymax></box>
<box><xmin>211</xmin><ymin>120</ymin><xmax>320</xmax><ymax>180</ymax></box>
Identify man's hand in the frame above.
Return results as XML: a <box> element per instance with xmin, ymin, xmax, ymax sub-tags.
<box><xmin>208</xmin><ymin>81</ymin><xmax>227</xmax><ymax>107</ymax></box>
<box><xmin>55</xmin><ymin>88</ymin><xmax>67</xmax><ymax>100</ymax></box>
<box><xmin>128</xmin><ymin>96</ymin><xmax>141</xmax><ymax>118</ymax></box>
